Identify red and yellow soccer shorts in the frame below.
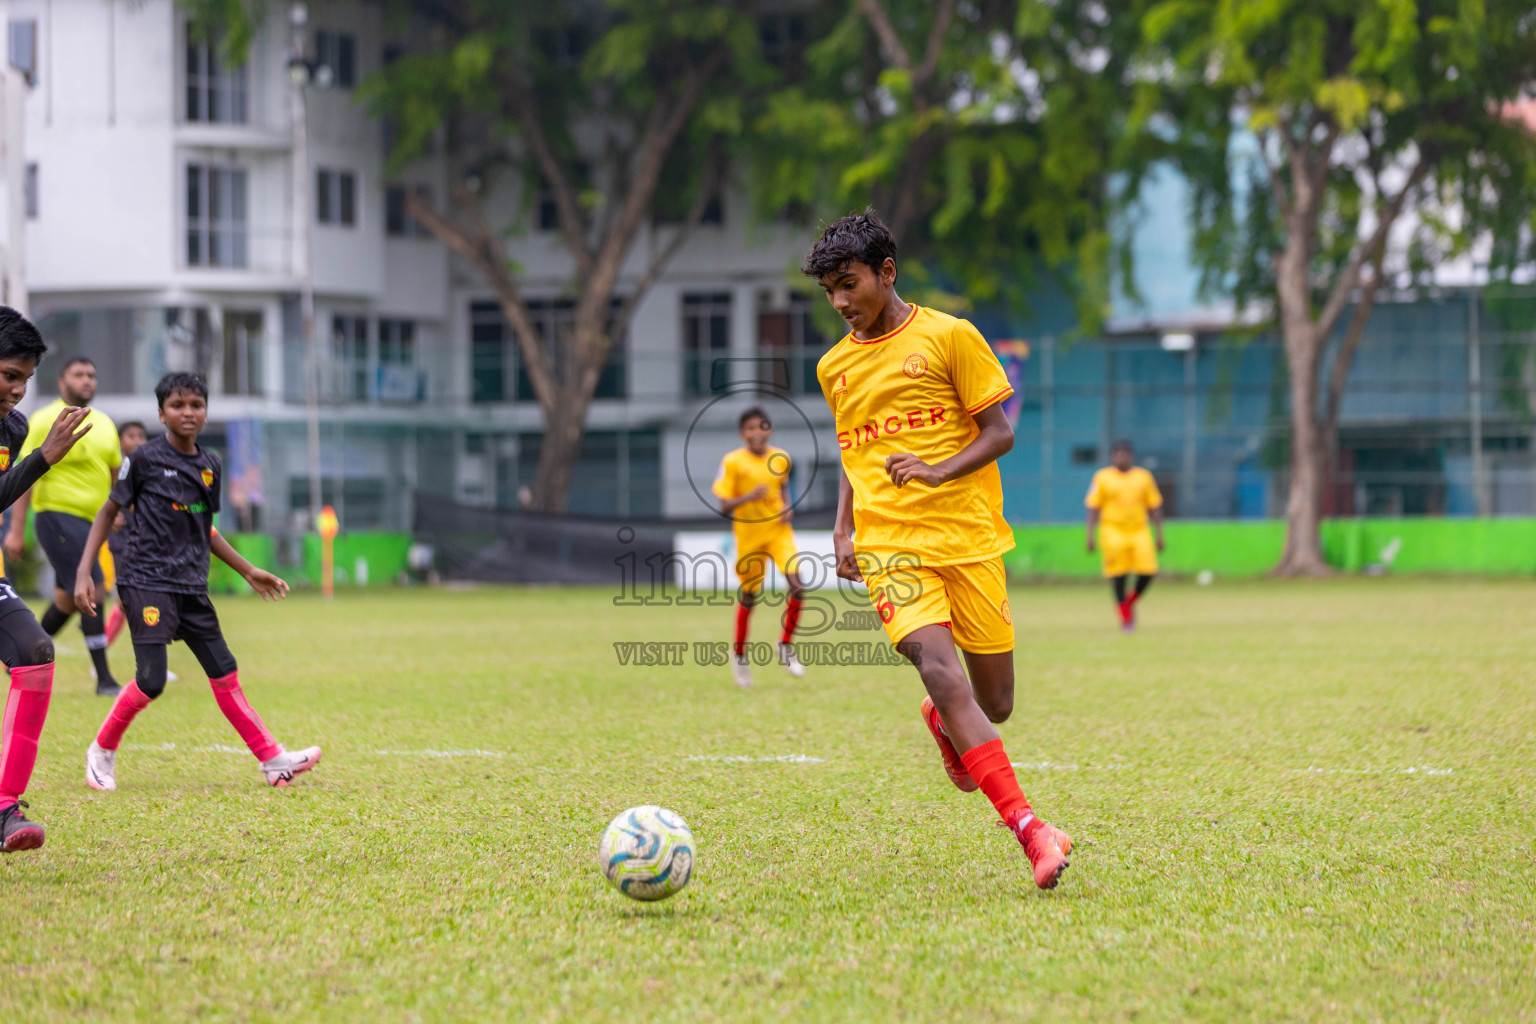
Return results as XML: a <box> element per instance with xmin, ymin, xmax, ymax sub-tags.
<box><xmin>1099</xmin><ymin>526</ymin><xmax>1158</xmax><ymax>578</ymax></box>
<box><xmin>734</xmin><ymin>530</ymin><xmax>802</xmax><ymax>595</ymax></box>
<box><xmin>861</xmin><ymin>555</ymin><xmax>1014</xmax><ymax>655</ymax></box>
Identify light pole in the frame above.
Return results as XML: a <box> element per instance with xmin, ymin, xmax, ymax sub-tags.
<box><xmin>288</xmin><ymin>3</ymin><xmax>323</xmax><ymax>528</ymax></box>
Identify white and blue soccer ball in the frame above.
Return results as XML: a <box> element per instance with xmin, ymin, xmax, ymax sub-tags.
<box><xmin>598</xmin><ymin>805</ymin><xmax>694</xmax><ymax>901</ymax></box>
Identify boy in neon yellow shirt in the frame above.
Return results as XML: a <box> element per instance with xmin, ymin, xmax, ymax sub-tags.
<box><xmin>1085</xmin><ymin>440</ymin><xmax>1164</xmax><ymax>632</ymax></box>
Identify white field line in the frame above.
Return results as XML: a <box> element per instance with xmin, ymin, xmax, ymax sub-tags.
<box><xmin>374</xmin><ymin>749</ymin><xmax>504</xmax><ymax>758</ymax></box>
<box><xmin>685</xmin><ymin>754</ymin><xmax>825</xmax><ymax>764</ymax></box>
<box><xmin>1293</xmin><ymin>765</ymin><xmax>1453</xmax><ymax>776</ymax></box>
<box><xmin>1011</xmin><ymin>761</ymin><xmax>1132</xmax><ymax>771</ymax></box>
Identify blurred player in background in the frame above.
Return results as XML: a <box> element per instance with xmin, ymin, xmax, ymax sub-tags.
<box><xmin>3</xmin><ymin>356</ymin><xmax>123</xmax><ymax>695</ymax></box>
<box><xmin>0</xmin><ymin>307</ymin><xmax>96</xmax><ymax>852</ymax></box>
<box><xmin>713</xmin><ymin>406</ymin><xmax>806</xmax><ymax>688</ymax></box>
<box><xmin>1085</xmin><ymin>440</ymin><xmax>1164</xmax><ymax>633</ymax></box>
<box><xmin>807</xmin><ymin>210</ymin><xmax>1074</xmax><ymax>890</ymax></box>
<box><xmin>77</xmin><ymin>373</ymin><xmax>321</xmax><ymax>792</ymax></box>
<box><xmin>102</xmin><ymin>420</ymin><xmax>148</xmax><ymax>648</ymax></box>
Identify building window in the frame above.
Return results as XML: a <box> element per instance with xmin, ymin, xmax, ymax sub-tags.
<box><xmin>536</xmin><ymin>181</ymin><xmax>558</xmax><ymax>232</ymax></box>
<box><xmin>378</xmin><ymin>318</ymin><xmax>414</xmax><ymax>365</ymax></box>
<box><xmin>759</xmin><ymin>13</ymin><xmax>808</xmax><ymax>69</ymax></box>
<box><xmin>756</xmin><ymin>293</ymin><xmax>826</xmax><ymax>393</ymax></box>
<box><xmin>8</xmin><ymin>21</ymin><xmax>36</xmax><ymax>85</ymax></box>
<box><xmin>470</xmin><ymin>299</ymin><xmax>626</xmax><ymax>404</ymax></box>
<box><xmin>185</xmin><ymin>25</ymin><xmax>247</xmax><ymax>123</ymax></box>
<box><xmin>331</xmin><ymin>315</ymin><xmax>369</xmax><ymax>401</ymax></box>
<box><xmin>471</xmin><ymin>302</ymin><xmax>506</xmax><ymax>403</ymax></box>
<box><xmin>222</xmin><ymin>311</ymin><xmax>264</xmax><ymax>396</ymax></box>
<box><xmin>682</xmin><ymin>292</ymin><xmax>732</xmax><ymax>395</ymax></box>
<box><xmin>186</xmin><ymin>164</ymin><xmax>248</xmax><ymax>267</ymax></box>
<box><xmin>317</xmin><ymin>169</ymin><xmax>357</xmax><ymax>226</ymax></box>
<box><xmin>314</xmin><ymin>30</ymin><xmax>356</xmax><ymax>88</ymax></box>
<box><xmin>385</xmin><ymin>184</ymin><xmax>431</xmax><ymax>237</ymax></box>
<box><xmin>23</xmin><ymin>163</ymin><xmax>36</xmax><ymax>219</ymax></box>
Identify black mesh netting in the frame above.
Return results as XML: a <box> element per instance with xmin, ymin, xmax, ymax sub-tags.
<box><xmin>413</xmin><ymin>494</ymin><xmax>838</xmax><ymax>584</ymax></box>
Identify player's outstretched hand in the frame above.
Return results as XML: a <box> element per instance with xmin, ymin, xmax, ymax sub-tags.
<box><xmin>833</xmin><ymin>532</ymin><xmax>863</xmax><ymax>583</ymax></box>
<box><xmin>2</xmin><ymin>525</ymin><xmax>22</xmax><ymax>564</ymax></box>
<box><xmin>74</xmin><ymin>570</ymin><xmax>97</xmax><ymax>618</ymax></box>
<box><xmin>885</xmin><ymin>452</ymin><xmax>943</xmax><ymax>488</ymax></box>
<box><xmin>244</xmin><ymin>568</ymin><xmax>289</xmax><ymax>602</ymax></box>
<box><xmin>40</xmin><ymin>406</ymin><xmax>93</xmax><ymax>465</ymax></box>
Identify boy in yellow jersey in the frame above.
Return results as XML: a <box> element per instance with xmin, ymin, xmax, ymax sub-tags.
<box><xmin>1085</xmin><ymin>440</ymin><xmax>1164</xmax><ymax>633</ymax></box>
<box><xmin>806</xmin><ymin>210</ymin><xmax>1072</xmax><ymax>890</ymax></box>
<box><xmin>712</xmin><ymin>406</ymin><xmax>805</xmax><ymax>688</ymax></box>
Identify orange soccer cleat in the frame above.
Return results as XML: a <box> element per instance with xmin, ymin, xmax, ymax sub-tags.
<box><xmin>920</xmin><ymin>697</ymin><xmax>978</xmax><ymax>792</ymax></box>
<box><xmin>1006</xmin><ymin>810</ymin><xmax>1072</xmax><ymax>889</ymax></box>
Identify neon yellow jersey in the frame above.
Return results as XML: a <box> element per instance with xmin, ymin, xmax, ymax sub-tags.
<box><xmin>816</xmin><ymin>304</ymin><xmax>1015</xmax><ymax>567</ymax></box>
<box><xmin>19</xmin><ymin>399</ymin><xmax>120</xmax><ymax>521</ymax></box>
<box><xmin>712</xmin><ymin>445</ymin><xmax>794</xmax><ymax>553</ymax></box>
<box><xmin>1086</xmin><ymin>466</ymin><xmax>1162</xmax><ymax>532</ymax></box>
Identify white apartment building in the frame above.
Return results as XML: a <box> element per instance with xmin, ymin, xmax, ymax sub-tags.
<box><xmin>9</xmin><ymin>0</ymin><xmax>835</xmax><ymax>540</ymax></box>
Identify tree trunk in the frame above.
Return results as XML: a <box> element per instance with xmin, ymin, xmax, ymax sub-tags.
<box><xmin>1275</xmin><ymin>326</ymin><xmax>1330</xmax><ymax>575</ymax></box>
<box><xmin>532</xmin><ymin>385</ymin><xmax>594</xmax><ymax>513</ymax></box>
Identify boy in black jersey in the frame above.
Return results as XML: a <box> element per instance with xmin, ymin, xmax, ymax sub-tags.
<box><xmin>75</xmin><ymin>373</ymin><xmax>321</xmax><ymax>791</ymax></box>
<box><xmin>0</xmin><ymin>307</ymin><xmax>96</xmax><ymax>853</ymax></box>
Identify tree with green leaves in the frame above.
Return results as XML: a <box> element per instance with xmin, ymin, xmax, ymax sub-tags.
<box><xmin>364</xmin><ymin>1</ymin><xmax>767</xmax><ymax>512</ymax></box>
<box><xmin>1139</xmin><ymin>0</ymin><xmax>1536</xmax><ymax>573</ymax></box>
<box><xmin>751</xmin><ymin>0</ymin><xmax>1148</xmax><ymax>330</ymax></box>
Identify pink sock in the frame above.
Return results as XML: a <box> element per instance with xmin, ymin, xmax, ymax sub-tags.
<box><xmin>105</xmin><ymin>604</ymin><xmax>126</xmax><ymax>645</ymax></box>
<box><xmin>0</xmin><ymin>664</ymin><xmax>54</xmax><ymax>808</ymax></box>
<box><xmin>96</xmin><ymin>681</ymin><xmax>152</xmax><ymax>750</ymax></box>
<box><xmin>209</xmin><ymin>671</ymin><xmax>281</xmax><ymax>762</ymax></box>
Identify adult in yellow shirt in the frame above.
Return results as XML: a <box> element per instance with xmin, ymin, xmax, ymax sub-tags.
<box><xmin>712</xmin><ymin>406</ymin><xmax>805</xmax><ymax>688</ymax></box>
<box><xmin>1085</xmin><ymin>440</ymin><xmax>1165</xmax><ymax>633</ymax></box>
<box><xmin>807</xmin><ymin>209</ymin><xmax>1072</xmax><ymax>891</ymax></box>
<box><xmin>3</xmin><ymin>357</ymin><xmax>123</xmax><ymax>695</ymax></box>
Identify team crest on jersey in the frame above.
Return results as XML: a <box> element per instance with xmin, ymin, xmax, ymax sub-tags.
<box><xmin>142</xmin><ymin>606</ymin><xmax>160</xmax><ymax>626</ymax></box>
<box><xmin>0</xmin><ymin>446</ymin><xmax>9</xmax><ymax>470</ymax></box>
<box><xmin>902</xmin><ymin>354</ymin><xmax>929</xmax><ymax>379</ymax></box>
<box><xmin>999</xmin><ymin>598</ymin><xmax>1012</xmax><ymax>625</ymax></box>
<box><xmin>201</xmin><ymin>468</ymin><xmax>214</xmax><ymax>487</ymax></box>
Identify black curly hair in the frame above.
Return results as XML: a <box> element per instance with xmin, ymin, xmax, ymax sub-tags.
<box><xmin>800</xmin><ymin>207</ymin><xmax>899</xmax><ymax>283</ymax></box>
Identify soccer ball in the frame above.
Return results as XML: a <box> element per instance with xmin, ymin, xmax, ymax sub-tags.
<box><xmin>598</xmin><ymin>805</ymin><xmax>695</xmax><ymax>901</ymax></box>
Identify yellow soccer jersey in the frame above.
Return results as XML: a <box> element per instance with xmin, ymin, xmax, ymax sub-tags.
<box><xmin>19</xmin><ymin>399</ymin><xmax>120</xmax><ymax>521</ymax></box>
<box><xmin>712</xmin><ymin>445</ymin><xmax>793</xmax><ymax>550</ymax></box>
<box><xmin>816</xmin><ymin>304</ymin><xmax>1014</xmax><ymax>567</ymax></box>
<box><xmin>1085</xmin><ymin>466</ymin><xmax>1163</xmax><ymax>532</ymax></box>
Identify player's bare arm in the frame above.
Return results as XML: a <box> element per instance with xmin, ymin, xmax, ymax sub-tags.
<box><xmin>1150</xmin><ymin>506</ymin><xmax>1166</xmax><ymax>551</ymax></box>
<box><xmin>211</xmin><ymin>531</ymin><xmax>290</xmax><ymax>602</ymax></box>
<box><xmin>884</xmin><ymin>403</ymin><xmax>1014</xmax><ymax>488</ymax></box>
<box><xmin>832</xmin><ymin>470</ymin><xmax>862</xmax><ymax>583</ymax></box>
<box><xmin>73</xmin><ymin>496</ymin><xmax>120</xmax><ymax>617</ymax></box>
<box><xmin>719</xmin><ymin>483</ymin><xmax>770</xmax><ymax>514</ymax></box>
<box><xmin>1086</xmin><ymin>507</ymin><xmax>1101</xmax><ymax>552</ymax></box>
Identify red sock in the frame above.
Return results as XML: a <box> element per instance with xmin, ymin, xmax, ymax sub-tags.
<box><xmin>105</xmin><ymin>604</ymin><xmax>126</xmax><ymax>645</ymax></box>
<box><xmin>96</xmin><ymin>681</ymin><xmax>152</xmax><ymax>750</ymax></box>
<box><xmin>734</xmin><ymin>603</ymin><xmax>752</xmax><ymax>657</ymax></box>
<box><xmin>958</xmin><ymin>738</ymin><xmax>1038</xmax><ymax>835</ymax></box>
<box><xmin>208</xmin><ymin>672</ymin><xmax>282</xmax><ymax>762</ymax></box>
<box><xmin>1117</xmin><ymin>600</ymin><xmax>1132</xmax><ymax>624</ymax></box>
<box><xmin>0</xmin><ymin>664</ymin><xmax>53</xmax><ymax>809</ymax></box>
<box><xmin>1129</xmin><ymin>589</ymin><xmax>1145</xmax><ymax>606</ymax></box>
<box><xmin>780</xmin><ymin>598</ymin><xmax>802</xmax><ymax>644</ymax></box>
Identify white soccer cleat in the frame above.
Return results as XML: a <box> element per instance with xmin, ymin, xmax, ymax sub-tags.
<box><xmin>260</xmin><ymin>745</ymin><xmax>322</xmax><ymax>787</ymax></box>
<box><xmin>778</xmin><ymin>642</ymin><xmax>806</xmax><ymax>678</ymax></box>
<box><xmin>731</xmin><ymin>654</ymin><xmax>753</xmax><ymax>689</ymax></box>
<box><xmin>85</xmin><ymin>742</ymin><xmax>117</xmax><ymax>792</ymax></box>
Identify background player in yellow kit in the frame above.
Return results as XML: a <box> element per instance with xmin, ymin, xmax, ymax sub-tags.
<box><xmin>712</xmin><ymin>406</ymin><xmax>805</xmax><ymax>688</ymax></box>
<box><xmin>806</xmin><ymin>209</ymin><xmax>1073</xmax><ymax>890</ymax></box>
<box><xmin>1086</xmin><ymin>440</ymin><xmax>1164</xmax><ymax>632</ymax></box>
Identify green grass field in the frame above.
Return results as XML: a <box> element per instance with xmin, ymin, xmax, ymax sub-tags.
<box><xmin>2</xmin><ymin>579</ymin><xmax>1533</xmax><ymax>1022</ymax></box>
